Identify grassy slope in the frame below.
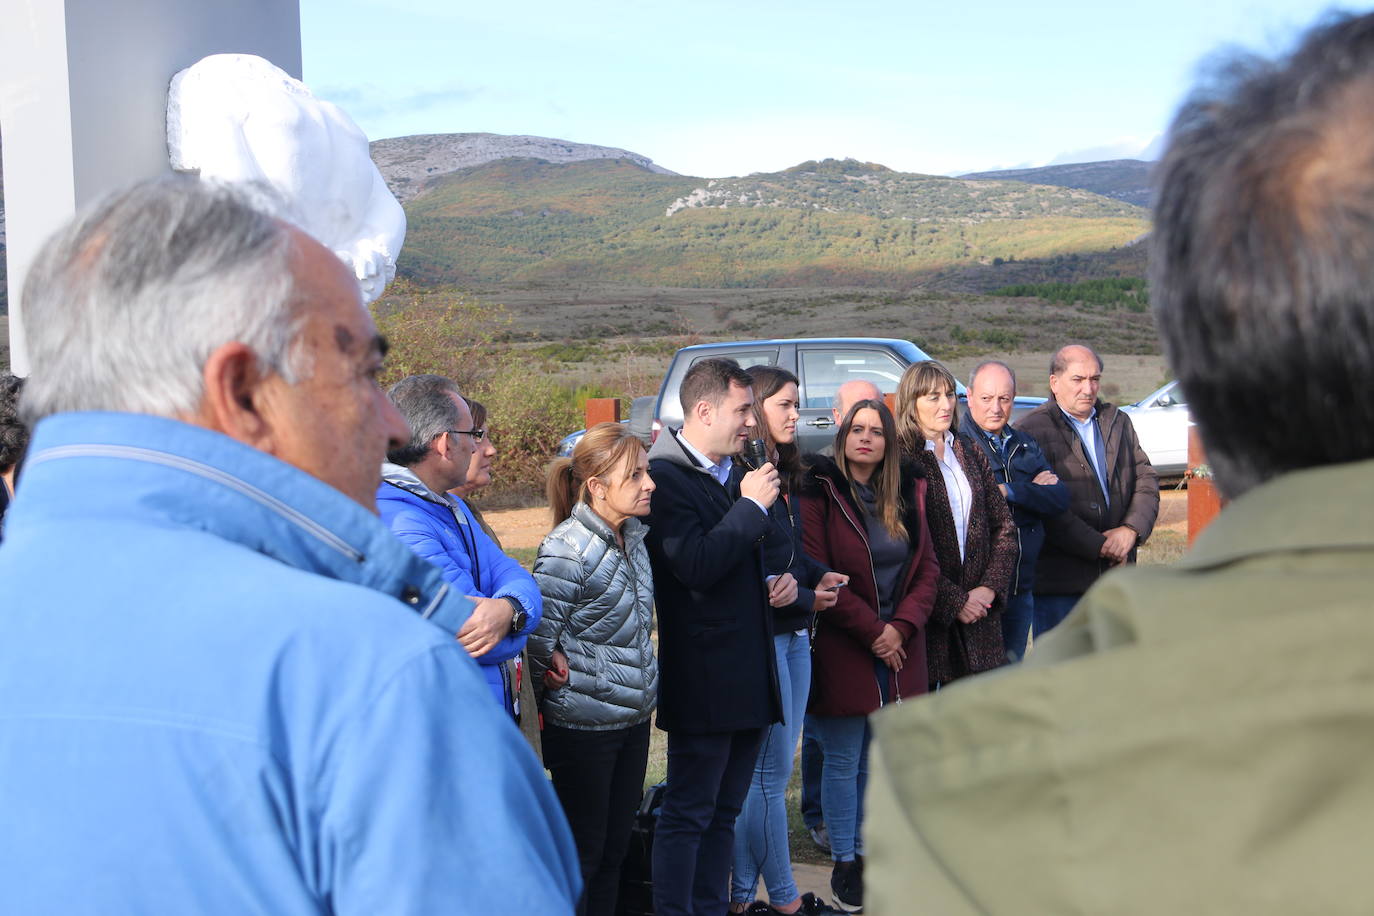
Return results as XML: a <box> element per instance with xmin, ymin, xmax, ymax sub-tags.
<box><xmin>399</xmin><ymin>158</ymin><xmax>1151</xmax><ymax>289</ymax></box>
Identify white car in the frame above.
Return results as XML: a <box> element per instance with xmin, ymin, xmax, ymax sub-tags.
<box><xmin>1121</xmin><ymin>379</ymin><xmax>1190</xmax><ymax>477</ymax></box>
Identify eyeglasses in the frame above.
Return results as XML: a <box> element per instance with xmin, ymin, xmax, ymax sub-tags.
<box><xmin>445</xmin><ymin>428</ymin><xmax>486</xmax><ymax>442</ymax></box>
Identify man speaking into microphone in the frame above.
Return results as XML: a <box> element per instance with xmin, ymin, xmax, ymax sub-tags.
<box><xmin>644</xmin><ymin>357</ymin><xmax>784</xmax><ymax>916</ymax></box>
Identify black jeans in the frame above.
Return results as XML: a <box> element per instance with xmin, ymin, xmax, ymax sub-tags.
<box><xmin>651</xmin><ymin>727</ymin><xmax>765</xmax><ymax>916</ymax></box>
<box><xmin>542</xmin><ymin>719</ymin><xmax>652</xmax><ymax>916</ymax></box>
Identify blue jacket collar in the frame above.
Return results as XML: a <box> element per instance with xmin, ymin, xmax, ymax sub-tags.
<box><xmin>17</xmin><ymin>412</ymin><xmax>472</xmax><ymax>633</ymax></box>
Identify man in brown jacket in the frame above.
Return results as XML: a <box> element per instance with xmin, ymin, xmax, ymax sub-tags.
<box><xmin>1016</xmin><ymin>344</ymin><xmax>1159</xmax><ymax>635</ymax></box>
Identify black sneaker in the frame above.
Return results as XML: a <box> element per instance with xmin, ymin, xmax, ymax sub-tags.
<box><xmin>796</xmin><ymin>891</ymin><xmax>846</xmax><ymax>915</ymax></box>
<box><xmin>830</xmin><ymin>859</ymin><xmax>863</xmax><ymax>913</ymax></box>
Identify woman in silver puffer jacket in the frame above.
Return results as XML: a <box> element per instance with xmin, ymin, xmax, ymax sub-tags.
<box><xmin>530</xmin><ymin>422</ymin><xmax>658</xmax><ymax>916</ymax></box>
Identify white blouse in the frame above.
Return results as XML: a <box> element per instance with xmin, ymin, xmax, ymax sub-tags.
<box><xmin>925</xmin><ymin>431</ymin><xmax>972</xmax><ymax>561</ymax></box>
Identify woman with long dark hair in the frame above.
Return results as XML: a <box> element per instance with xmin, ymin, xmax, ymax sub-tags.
<box><xmin>798</xmin><ymin>399</ymin><xmax>939</xmax><ymax>913</ymax></box>
<box><xmin>895</xmin><ymin>360</ymin><xmax>1017</xmax><ymax>684</ymax></box>
<box><xmin>730</xmin><ymin>367</ymin><xmax>846</xmax><ymax>916</ymax></box>
<box><xmin>530</xmin><ymin>422</ymin><xmax>658</xmax><ymax>916</ymax></box>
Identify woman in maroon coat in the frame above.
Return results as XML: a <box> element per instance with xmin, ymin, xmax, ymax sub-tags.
<box><xmin>799</xmin><ymin>399</ymin><xmax>939</xmax><ymax>913</ymax></box>
<box><xmin>895</xmin><ymin>360</ymin><xmax>1017</xmax><ymax>685</ymax></box>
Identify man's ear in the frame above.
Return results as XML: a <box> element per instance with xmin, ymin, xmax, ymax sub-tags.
<box><xmin>693</xmin><ymin>398</ymin><xmax>714</xmax><ymax>427</ymax></box>
<box><xmin>196</xmin><ymin>342</ymin><xmax>273</xmax><ymax>447</ymax></box>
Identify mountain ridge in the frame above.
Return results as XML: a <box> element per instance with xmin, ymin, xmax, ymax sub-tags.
<box><xmin>370</xmin><ymin>132</ymin><xmax>677</xmax><ymax>202</ymax></box>
<box><xmin>960</xmin><ymin>159</ymin><xmax>1153</xmax><ymax>208</ymax></box>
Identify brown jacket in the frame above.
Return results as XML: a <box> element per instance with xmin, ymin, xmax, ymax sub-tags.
<box><xmin>1017</xmin><ymin>400</ymin><xmax>1159</xmax><ymax>594</ymax></box>
<box><xmin>912</xmin><ymin>436</ymin><xmax>1017</xmax><ymax>684</ymax></box>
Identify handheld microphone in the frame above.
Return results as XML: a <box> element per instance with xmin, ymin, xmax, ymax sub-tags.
<box><xmin>744</xmin><ymin>438</ymin><xmax>769</xmax><ymax>471</ymax></box>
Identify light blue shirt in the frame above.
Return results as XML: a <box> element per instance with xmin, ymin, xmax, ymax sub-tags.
<box><xmin>678</xmin><ymin>431</ymin><xmax>769</xmax><ymax>516</ymax></box>
<box><xmin>1060</xmin><ymin>406</ymin><xmax>1111</xmax><ymax>507</ymax></box>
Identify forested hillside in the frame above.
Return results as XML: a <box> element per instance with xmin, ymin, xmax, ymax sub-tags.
<box><xmin>400</xmin><ymin>157</ymin><xmax>1150</xmax><ymax>288</ymax></box>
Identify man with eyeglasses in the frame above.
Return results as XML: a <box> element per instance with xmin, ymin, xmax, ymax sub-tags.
<box><xmin>378</xmin><ymin>374</ymin><xmax>543</xmax><ymax>716</ymax></box>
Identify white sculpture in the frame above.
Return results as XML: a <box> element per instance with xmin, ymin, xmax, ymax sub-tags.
<box><xmin>167</xmin><ymin>54</ymin><xmax>405</xmax><ymax>303</ymax></box>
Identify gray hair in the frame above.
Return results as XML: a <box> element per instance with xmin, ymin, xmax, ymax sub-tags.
<box><xmin>1152</xmin><ymin>11</ymin><xmax>1374</xmax><ymax>497</ymax></box>
<box><xmin>968</xmin><ymin>359</ymin><xmax>1017</xmax><ymax>392</ymax></box>
<box><xmin>386</xmin><ymin>374</ymin><xmax>463</xmax><ymax>466</ymax></box>
<box><xmin>20</xmin><ymin>176</ymin><xmax>311</xmax><ymax>424</ymax></box>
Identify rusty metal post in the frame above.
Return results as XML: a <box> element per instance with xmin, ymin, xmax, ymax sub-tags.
<box><xmin>1186</xmin><ymin>425</ymin><xmax>1224</xmax><ymax>544</ymax></box>
<box><xmin>584</xmin><ymin>398</ymin><xmax>622</xmax><ymax>429</ymax></box>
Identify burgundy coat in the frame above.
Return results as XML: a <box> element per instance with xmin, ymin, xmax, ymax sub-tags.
<box><xmin>799</xmin><ymin>457</ymin><xmax>939</xmax><ymax>717</ymax></box>
<box><xmin>912</xmin><ymin>436</ymin><xmax>1018</xmax><ymax>684</ymax></box>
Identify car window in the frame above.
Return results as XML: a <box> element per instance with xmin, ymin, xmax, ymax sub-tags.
<box><xmin>689</xmin><ymin>349</ymin><xmax>778</xmax><ymax>372</ymax></box>
<box><xmin>799</xmin><ymin>348</ymin><xmax>907</xmax><ymax>409</ymax></box>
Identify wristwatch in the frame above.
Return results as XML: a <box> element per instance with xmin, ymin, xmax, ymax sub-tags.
<box><xmin>505</xmin><ymin>596</ymin><xmax>528</xmax><ymax>635</ymax></box>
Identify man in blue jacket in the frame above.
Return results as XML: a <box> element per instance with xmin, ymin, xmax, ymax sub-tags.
<box><xmin>0</xmin><ymin>177</ymin><xmax>579</xmax><ymax>913</ymax></box>
<box><xmin>960</xmin><ymin>360</ymin><xmax>1068</xmax><ymax>661</ymax></box>
<box><xmin>378</xmin><ymin>373</ymin><xmax>543</xmax><ymax>716</ymax></box>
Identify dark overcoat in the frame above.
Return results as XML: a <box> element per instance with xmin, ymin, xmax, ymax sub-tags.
<box><xmin>1017</xmin><ymin>400</ymin><xmax>1160</xmax><ymax>595</ymax></box>
<box><xmin>645</xmin><ymin>429</ymin><xmax>782</xmax><ymax>734</ymax></box>
<box><xmin>798</xmin><ymin>456</ymin><xmax>939</xmax><ymax>716</ymax></box>
<box><xmin>912</xmin><ymin>436</ymin><xmax>1018</xmax><ymax>683</ymax></box>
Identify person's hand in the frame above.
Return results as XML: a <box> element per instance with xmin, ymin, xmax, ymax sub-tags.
<box><xmin>1100</xmin><ymin>526</ymin><xmax>1137</xmax><ymax>564</ymax></box>
<box><xmin>544</xmin><ymin>648</ymin><xmax>570</xmax><ymax>689</ymax></box>
<box><xmin>872</xmin><ymin>624</ymin><xmax>906</xmax><ymax>671</ymax></box>
<box><xmin>768</xmin><ymin>573</ymin><xmax>798</xmax><ymax>608</ymax></box>
<box><xmin>1032</xmin><ymin>469</ymin><xmax>1059</xmax><ymax>485</ymax></box>
<box><xmin>740</xmin><ymin>462</ymin><xmax>781</xmax><ymax>508</ymax></box>
<box><xmin>457</xmin><ymin>596</ymin><xmax>512</xmax><ymax>658</ymax></box>
<box><xmin>818</xmin><ymin>571</ymin><xmax>850</xmax><ymax>591</ymax></box>
<box><xmin>958</xmin><ymin>586</ymin><xmax>994</xmax><ymax>623</ymax></box>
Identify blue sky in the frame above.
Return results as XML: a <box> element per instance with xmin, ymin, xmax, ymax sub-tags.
<box><xmin>301</xmin><ymin>0</ymin><xmax>1348</xmax><ymax>178</ymax></box>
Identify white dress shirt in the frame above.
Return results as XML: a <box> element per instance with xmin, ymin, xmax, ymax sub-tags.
<box><xmin>926</xmin><ymin>431</ymin><xmax>973</xmax><ymax>561</ymax></box>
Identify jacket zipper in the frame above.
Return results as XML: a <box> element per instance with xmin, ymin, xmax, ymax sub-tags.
<box><xmin>1004</xmin><ymin>438</ymin><xmax>1024</xmax><ymax>595</ymax></box>
<box><xmin>819</xmin><ymin>476</ymin><xmax>894</xmax><ymax>708</ymax></box>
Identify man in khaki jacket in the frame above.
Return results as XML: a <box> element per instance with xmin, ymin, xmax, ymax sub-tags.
<box><xmin>865</xmin><ymin>12</ymin><xmax>1374</xmax><ymax>914</ymax></box>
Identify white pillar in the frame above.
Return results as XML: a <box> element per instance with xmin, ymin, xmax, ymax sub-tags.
<box><xmin>0</xmin><ymin>0</ymin><xmax>302</xmax><ymax>375</ymax></box>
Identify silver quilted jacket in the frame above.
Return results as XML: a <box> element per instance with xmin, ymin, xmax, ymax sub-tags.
<box><xmin>529</xmin><ymin>501</ymin><xmax>658</xmax><ymax>730</ymax></box>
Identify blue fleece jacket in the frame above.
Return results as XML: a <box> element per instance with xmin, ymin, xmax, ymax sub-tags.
<box><xmin>0</xmin><ymin>413</ymin><xmax>579</xmax><ymax>914</ymax></box>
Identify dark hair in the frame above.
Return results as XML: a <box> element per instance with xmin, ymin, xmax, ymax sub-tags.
<box><xmin>1049</xmin><ymin>345</ymin><xmax>1103</xmax><ymax>377</ymax></box>
<box><xmin>678</xmin><ymin>357</ymin><xmax>751</xmax><ymax>416</ymax></box>
<box><xmin>0</xmin><ymin>374</ymin><xmax>28</xmax><ymax>473</ymax></box>
<box><xmin>545</xmin><ymin>423</ymin><xmax>645</xmax><ymax>527</ymax></box>
<box><xmin>832</xmin><ymin>399</ymin><xmax>907</xmax><ymax>542</ymax></box>
<box><xmin>747</xmin><ymin>365</ymin><xmax>802</xmax><ymax>491</ymax></box>
<box><xmin>1152</xmin><ymin>11</ymin><xmax>1374</xmax><ymax>496</ymax></box>
<box><xmin>463</xmin><ymin>397</ymin><xmax>488</xmax><ymax>432</ymax></box>
<box><xmin>386</xmin><ymin>374</ymin><xmax>463</xmax><ymax>466</ymax></box>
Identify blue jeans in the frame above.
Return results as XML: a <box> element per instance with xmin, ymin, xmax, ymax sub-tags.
<box><xmin>652</xmin><ymin>727</ymin><xmax>764</xmax><ymax>916</ymax></box>
<box><xmin>806</xmin><ymin>714</ymin><xmax>871</xmax><ymax>862</ymax></box>
<box><xmin>800</xmin><ymin>715</ymin><xmax>823</xmax><ymax>829</ymax></box>
<box><xmin>731</xmin><ymin>632</ymin><xmax>810</xmax><ymax>905</ymax></box>
<box><xmin>1000</xmin><ymin>590</ymin><xmax>1034</xmax><ymax>662</ymax></box>
<box><xmin>1033</xmin><ymin>593</ymin><xmax>1081</xmax><ymax>643</ymax></box>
